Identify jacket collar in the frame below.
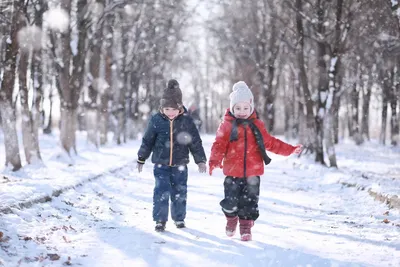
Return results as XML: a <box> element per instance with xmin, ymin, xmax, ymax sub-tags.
<box><xmin>160</xmin><ymin>106</ymin><xmax>187</xmax><ymax>121</ymax></box>
<box><xmin>223</xmin><ymin>108</ymin><xmax>258</xmax><ymax>122</ymax></box>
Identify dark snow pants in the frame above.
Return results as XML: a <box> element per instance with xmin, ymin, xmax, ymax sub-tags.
<box><xmin>220</xmin><ymin>176</ymin><xmax>260</xmax><ymax>221</ymax></box>
<box><xmin>153</xmin><ymin>165</ymin><xmax>188</xmax><ymax>222</ymax></box>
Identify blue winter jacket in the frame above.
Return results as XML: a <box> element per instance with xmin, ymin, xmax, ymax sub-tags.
<box><xmin>137</xmin><ymin>109</ymin><xmax>207</xmax><ymax>166</ymax></box>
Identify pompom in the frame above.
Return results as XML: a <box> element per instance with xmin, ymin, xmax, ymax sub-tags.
<box><xmin>167</xmin><ymin>79</ymin><xmax>180</xmax><ymax>90</ymax></box>
<box><xmin>232</xmin><ymin>81</ymin><xmax>248</xmax><ymax>92</ymax></box>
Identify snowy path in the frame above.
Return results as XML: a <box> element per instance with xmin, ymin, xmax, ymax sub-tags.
<box><xmin>1</xmin><ymin>158</ymin><xmax>399</xmax><ymax>267</ymax></box>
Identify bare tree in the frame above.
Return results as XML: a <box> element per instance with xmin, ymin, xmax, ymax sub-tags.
<box><xmin>0</xmin><ymin>0</ymin><xmax>22</xmax><ymax>170</ymax></box>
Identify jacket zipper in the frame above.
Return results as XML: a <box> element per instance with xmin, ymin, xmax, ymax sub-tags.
<box><xmin>169</xmin><ymin>120</ymin><xmax>174</xmax><ymax>166</ymax></box>
<box><xmin>244</xmin><ymin>125</ymin><xmax>247</xmax><ymax>178</ymax></box>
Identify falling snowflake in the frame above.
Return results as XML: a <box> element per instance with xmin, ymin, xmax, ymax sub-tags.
<box><xmin>176</xmin><ymin>132</ymin><xmax>192</xmax><ymax>145</ymax></box>
<box><xmin>139</xmin><ymin>103</ymin><xmax>150</xmax><ymax>114</ymax></box>
<box><xmin>93</xmin><ymin>78</ymin><xmax>109</xmax><ymax>95</ymax></box>
<box><xmin>164</xmin><ymin>140</ymin><xmax>170</xmax><ymax>148</ymax></box>
<box><xmin>44</xmin><ymin>8</ymin><xmax>70</xmax><ymax>32</ymax></box>
<box><xmin>124</xmin><ymin>4</ymin><xmax>134</xmax><ymax>15</ymax></box>
<box><xmin>17</xmin><ymin>26</ymin><xmax>43</xmax><ymax>51</ymax></box>
<box><xmin>178</xmin><ymin>165</ymin><xmax>186</xmax><ymax>172</ymax></box>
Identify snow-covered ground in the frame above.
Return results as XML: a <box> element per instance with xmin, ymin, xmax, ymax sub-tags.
<box><xmin>0</xmin><ymin>131</ymin><xmax>137</xmax><ymax>212</ymax></box>
<box><xmin>0</xmin><ymin>133</ymin><xmax>399</xmax><ymax>266</ymax></box>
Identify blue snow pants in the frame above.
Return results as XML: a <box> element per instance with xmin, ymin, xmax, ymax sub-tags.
<box><xmin>153</xmin><ymin>164</ymin><xmax>188</xmax><ymax>222</ymax></box>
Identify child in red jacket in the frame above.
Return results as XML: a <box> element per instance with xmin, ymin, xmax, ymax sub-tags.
<box><xmin>209</xmin><ymin>81</ymin><xmax>302</xmax><ymax>241</ymax></box>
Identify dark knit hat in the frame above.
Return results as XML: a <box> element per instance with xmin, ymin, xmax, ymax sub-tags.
<box><xmin>160</xmin><ymin>79</ymin><xmax>183</xmax><ymax>109</ymax></box>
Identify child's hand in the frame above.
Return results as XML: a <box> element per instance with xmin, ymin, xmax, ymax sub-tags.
<box><xmin>136</xmin><ymin>162</ymin><xmax>144</xmax><ymax>173</ymax></box>
<box><xmin>197</xmin><ymin>162</ymin><xmax>207</xmax><ymax>173</ymax></box>
<box><xmin>293</xmin><ymin>144</ymin><xmax>303</xmax><ymax>154</ymax></box>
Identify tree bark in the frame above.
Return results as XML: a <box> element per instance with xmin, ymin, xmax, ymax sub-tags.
<box><xmin>361</xmin><ymin>68</ymin><xmax>372</xmax><ymax>141</ymax></box>
<box><xmin>86</xmin><ymin>49</ymin><xmax>101</xmax><ymax>148</ymax></box>
<box><xmin>58</xmin><ymin>0</ymin><xmax>88</xmax><ymax>155</ymax></box>
<box><xmin>0</xmin><ymin>0</ymin><xmax>22</xmax><ymax>170</ymax></box>
<box><xmin>32</xmin><ymin>0</ymin><xmax>46</xmax><ymax>143</ymax></box>
<box><xmin>60</xmin><ymin>107</ymin><xmax>77</xmax><ymax>153</ymax></box>
<box><xmin>43</xmin><ymin>83</ymin><xmax>55</xmax><ymax>134</ymax></box>
<box><xmin>295</xmin><ymin>0</ymin><xmax>316</xmax><ymax>156</ymax></box>
<box><xmin>19</xmin><ymin>47</ymin><xmax>42</xmax><ymax>164</ymax></box>
<box><xmin>390</xmin><ymin>82</ymin><xmax>399</xmax><ymax>145</ymax></box>
<box><xmin>379</xmin><ymin>68</ymin><xmax>393</xmax><ymax>145</ymax></box>
<box><xmin>315</xmin><ymin>0</ymin><xmax>328</xmax><ymax>165</ymax></box>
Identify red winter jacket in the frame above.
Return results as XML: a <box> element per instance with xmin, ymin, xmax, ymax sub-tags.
<box><xmin>209</xmin><ymin>109</ymin><xmax>296</xmax><ymax>178</ymax></box>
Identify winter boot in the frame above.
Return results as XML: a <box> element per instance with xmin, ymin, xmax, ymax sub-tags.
<box><xmin>174</xmin><ymin>221</ymin><xmax>185</xmax><ymax>228</ymax></box>
<box><xmin>225</xmin><ymin>215</ymin><xmax>239</xmax><ymax>237</ymax></box>
<box><xmin>155</xmin><ymin>221</ymin><xmax>166</xmax><ymax>232</ymax></box>
<box><xmin>239</xmin><ymin>219</ymin><xmax>254</xmax><ymax>241</ymax></box>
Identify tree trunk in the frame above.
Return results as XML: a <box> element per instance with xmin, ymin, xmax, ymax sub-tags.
<box><xmin>295</xmin><ymin>0</ymin><xmax>316</xmax><ymax>156</ymax></box>
<box><xmin>390</xmin><ymin>84</ymin><xmax>399</xmax><ymax>145</ymax></box>
<box><xmin>324</xmin><ymin>107</ymin><xmax>337</xmax><ymax>168</ymax></box>
<box><xmin>361</xmin><ymin>68</ymin><xmax>372</xmax><ymax>141</ymax></box>
<box><xmin>85</xmin><ymin>100</ymin><xmax>98</xmax><ymax>148</ymax></box>
<box><xmin>350</xmin><ymin>65</ymin><xmax>362</xmax><ymax>144</ymax></box>
<box><xmin>112</xmin><ymin>16</ymin><xmax>126</xmax><ymax>144</ymax></box>
<box><xmin>326</xmin><ymin>61</ymin><xmax>340</xmax><ymax>168</ymax></box>
<box><xmin>32</xmin><ymin>0</ymin><xmax>45</xmax><ymax>142</ymax></box>
<box><xmin>314</xmin><ymin>0</ymin><xmax>329</xmax><ymax>164</ymax></box>
<box><xmin>380</xmin><ymin>96</ymin><xmax>388</xmax><ymax>145</ymax></box>
<box><xmin>43</xmin><ymin>83</ymin><xmax>54</xmax><ymax>134</ymax></box>
<box><xmin>86</xmin><ymin>48</ymin><xmax>101</xmax><ymax>147</ymax></box>
<box><xmin>0</xmin><ymin>0</ymin><xmax>22</xmax><ymax>170</ymax></box>
<box><xmin>58</xmin><ymin>0</ymin><xmax>74</xmax><ymax>154</ymax></box>
<box><xmin>128</xmin><ymin>72</ymin><xmax>141</xmax><ymax>139</ymax></box>
<box><xmin>19</xmin><ymin>48</ymin><xmax>42</xmax><ymax>164</ymax></box>
<box><xmin>0</xmin><ymin>102</ymin><xmax>21</xmax><ymax>170</ymax></box>
<box><xmin>284</xmin><ymin>93</ymin><xmax>291</xmax><ymax>140</ymax></box>
<box><xmin>99</xmin><ymin>54</ymin><xmax>112</xmax><ymax>145</ymax></box>
<box><xmin>60</xmin><ymin>107</ymin><xmax>77</xmax><ymax>154</ymax></box>
<box><xmin>99</xmin><ymin>20</ymin><xmax>114</xmax><ymax>145</ymax></box>
<box><xmin>379</xmin><ymin>68</ymin><xmax>393</xmax><ymax>145</ymax></box>
<box><xmin>58</xmin><ymin>0</ymin><xmax>87</xmax><ymax>154</ymax></box>
<box><xmin>346</xmin><ymin>99</ymin><xmax>353</xmax><ymax>138</ymax></box>
<box><xmin>333</xmin><ymin>95</ymin><xmax>340</xmax><ymax>144</ymax></box>
<box><xmin>32</xmin><ymin>50</ymin><xmax>44</xmax><ymax>142</ymax></box>
<box><xmin>99</xmin><ymin>91</ymin><xmax>109</xmax><ymax>145</ymax></box>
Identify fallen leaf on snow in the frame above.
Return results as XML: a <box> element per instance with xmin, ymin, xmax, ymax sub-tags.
<box><xmin>382</xmin><ymin>218</ymin><xmax>390</xmax><ymax>224</ymax></box>
<box><xmin>63</xmin><ymin>256</ymin><xmax>72</xmax><ymax>265</ymax></box>
<box><xmin>63</xmin><ymin>236</ymin><xmax>71</xmax><ymax>243</ymax></box>
<box><xmin>35</xmin><ymin>236</ymin><xmax>46</xmax><ymax>243</ymax></box>
<box><xmin>47</xmin><ymin>253</ymin><xmax>60</xmax><ymax>261</ymax></box>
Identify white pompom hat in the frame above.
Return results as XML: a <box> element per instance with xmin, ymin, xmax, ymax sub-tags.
<box><xmin>229</xmin><ymin>81</ymin><xmax>254</xmax><ymax>114</ymax></box>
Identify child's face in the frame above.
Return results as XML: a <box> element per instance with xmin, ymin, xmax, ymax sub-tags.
<box><xmin>163</xmin><ymin>107</ymin><xmax>180</xmax><ymax>120</ymax></box>
<box><xmin>233</xmin><ymin>102</ymin><xmax>252</xmax><ymax>119</ymax></box>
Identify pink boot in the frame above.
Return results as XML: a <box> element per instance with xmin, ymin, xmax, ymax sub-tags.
<box><xmin>239</xmin><ymin>219</ymin><xmax>254</xmax><ymax>241</ymax></box>
<box><xmin>225</xmin><ymin>215</ymin><xmax>238</xmax><ymax>237</ymax></box>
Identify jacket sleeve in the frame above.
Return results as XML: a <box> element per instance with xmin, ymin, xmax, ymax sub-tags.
<box><xmin>209</xmin><ymin>120</ymin><xmax>230</xmax><ymax>166</ymax></box>
<box><xmin>137</xmin><ymin>116</ymin><xmax>157</xmax><ymax>162</ymax></box>
<box><xmin>187</xmin><ymin>117</ymin><xmax>207</xmax><ymax>164</ymax></box>
<box><xmin>258</xmin><ymin>120</ymin><xmax>295</xmax><ymax>156</ymax></box>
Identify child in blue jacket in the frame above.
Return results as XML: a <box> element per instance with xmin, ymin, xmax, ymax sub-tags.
<box><xmin>136</xmin><ymin>79</ymin><xmax>207</xmax><ymax>232</ymax></box>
